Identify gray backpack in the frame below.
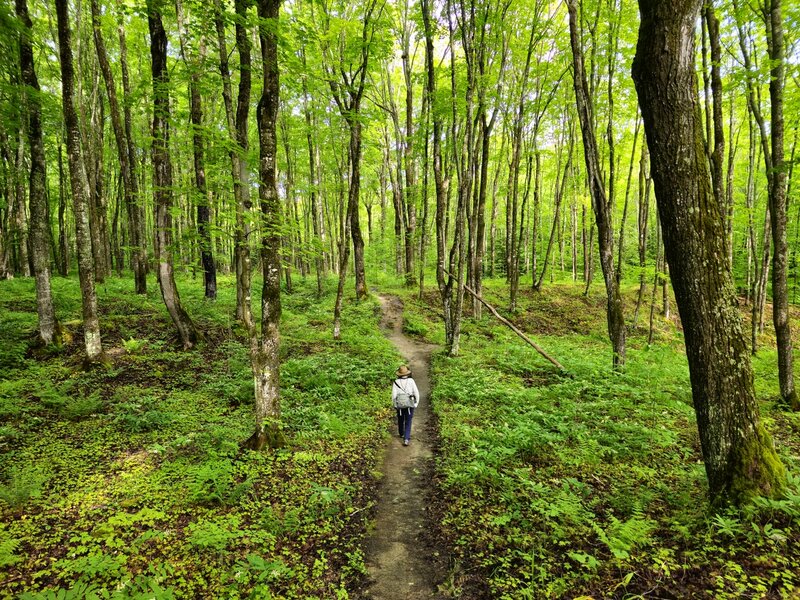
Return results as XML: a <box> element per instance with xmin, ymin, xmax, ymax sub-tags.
<box><xmin>393</xmin><ymin>379</ymin><xmax>416</xmax><ymax>409</ymax></box>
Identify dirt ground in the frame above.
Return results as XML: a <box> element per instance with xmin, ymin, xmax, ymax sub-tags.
<box><xmin>357</xmin><ymin>295</ymin><xmax>449</xmax><ymax>599</ymax></box>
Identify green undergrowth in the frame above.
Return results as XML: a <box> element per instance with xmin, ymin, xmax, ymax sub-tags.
<box><xmin>396</xmin><ymin>277</ymin><xmax>800</xmax><ymax>599</ymax></box>
<box><xmin>0</xmin><ymin>274</ymin><xmax>397</xmax><ymax>598</ymax></box>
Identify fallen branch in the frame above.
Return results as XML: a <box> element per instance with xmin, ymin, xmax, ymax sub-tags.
<box><xmin>447</xmin><ymin>271</ymin><xmax>566</xmax><ymax>372</ymax></box>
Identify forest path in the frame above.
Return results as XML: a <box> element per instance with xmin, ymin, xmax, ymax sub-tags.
<box><xmin>358</xmin><ymin>295</ymin><xmax>445</xmax><ymax>599</ymax></box>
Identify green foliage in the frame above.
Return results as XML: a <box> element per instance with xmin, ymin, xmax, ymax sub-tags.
<box><xmin>186</xmin><ymin>515</ymin><xmax>242</xmax><ymax>553</ymax></box>
<box><xmin>185</xmin><ymin>459</ymin><xmax>252</xmax><ymax>506</ymax></box>
<box><xmin>398</xmin><ymin>280</ymin><xmax>800</xmax><ymax>598</ymax></box>
<box><xmin>0</xmin><ymin>524</ymin><xmax>20</xmax><ymax>567</ymax></box>
<box><xmin>111</xmin><ymin>388</ymin><xmax>173</xmax><ymax>433</ymax></box>
<box><xmin>0</xmin><ymin>275</ymin><xmax>393</xmax><ymax>597</ymax></box>
<box><xmin>122</xmin><ymin>337</ymin><xmax>148</xmax><ymax>354</ymax></box>
<box><xmin>0</xmin><ymin>466</ymin><xmax>46</xmax><ymax>509</ymax></box>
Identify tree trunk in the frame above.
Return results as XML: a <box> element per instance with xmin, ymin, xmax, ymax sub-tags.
<box><xmin>244</xmin><ymin>0</ymin><xmax>284</xmax><ymax>450</ymax></box>
<box><xmin>13</xmin><ymin>132</ymin><xmax>31</xmax><ymax>277</ymax></box>
<box><xmin>301</xmin><ymin>52</ymin><xmax>324</xmax><ymax>296</ymax></box>
<box><xmin>766</xmin><ymin>0</ymin><xmax>797</xmax><ymax>409</ymax></box>
<box><xmin>55</xmin><ymin>0</ymin><xmax>104</xmax><ymax>362</ymax></box>
<box><xmin>93</xmin><ymin>0</ymin><xmax>144</xmax><ymax>292</ymax></box>
<box><xmin>567</xmin><ymin>0</ymin><xmax>626</xmax><ymax>368</ymax></box>
<box><xmin>175</xmin><ymin>1</ymin><xmax>216</xmax><ymax>300</ymax></box>
<box><xmin>116</xmin><ymin>12</ymin><xmax>147</xmax><ymax>293</ymax></box>
<box><xmin>18</xmin><ymin>0</ymin><xmax>61</xmax><ymax>346</ymax></box>
<box><xmin>632</xmin><ymin>0</ymin><xmax>786</xmax><ymax>505</ymax></box>
<box><xmin>57</xmin><ymin>143</ymin><xmax>69</xmax><ymax>276</ymax></box>
<box><xmin>148</xmin><ymin>6</ymin><xmax>198</xmax><ymax>350</ymax></box>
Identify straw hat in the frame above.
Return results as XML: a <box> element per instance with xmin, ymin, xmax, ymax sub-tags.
<box><xmin>396</xmin><ymin>365</ymin><xmax>412</xmax><ymax>377</ymax></box>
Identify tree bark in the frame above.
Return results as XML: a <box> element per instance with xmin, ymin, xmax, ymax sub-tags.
<box><xmin>18</xmin><ymin>0</ymin><xmax>61</xmax><ymax>346</ymax></box>
<box><xmin>93</xmin><ymin>0</ymin><xmax>145</xmax><ymax>293</ymax></box>
<box><xmin>175</xmin><ymin>0</ymin><xmax>216</xmax><ymax>300</ymax></box>
<box><xmin>765</xmin><ymin>0</ymin><xmax>797</xmax><ymax>409</ymax></box>
<box><xmin>243</xmin><ymin>0</ymin><xmax>285</xmax><ymax>450</ymax></box>
<box><xmin>57</xmin><ymin>143</ymin><xmax>69</xmax><ymax>276</ymax></box>
<box><xmin>148</xmin><ymin>4</ymin><xmax>198</xmax><ymax>350</ymax></box>
<box><xmin>55</xmin><ymin>0</ymin><xmax>104</xmax><ymax>362</ymax></box>
<box><xmin>567</xmin><ymin>0</ymin><xmax>625</xmax><ymax>369</ymax></box>
<box><xmin>632</xmin><ymin>0</ymin><xmax>786</xmax><ymax>505</ymax></box>
<box><xmin>116</xmin><ymin>9</ymin><xmax>147</xmax><ymax>293</ymax></box>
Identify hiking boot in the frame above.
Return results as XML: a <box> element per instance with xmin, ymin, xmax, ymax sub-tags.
<box><xmin>403</xmin><ymin>439</ymin><xmax>410</xmax><ymax>446</ymax></box>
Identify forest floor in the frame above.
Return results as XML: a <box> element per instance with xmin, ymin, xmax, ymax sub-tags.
<box><xmin>357</xmin><ymin>295</ymin><xmax>447</xmax><ymax>599</ymax></box>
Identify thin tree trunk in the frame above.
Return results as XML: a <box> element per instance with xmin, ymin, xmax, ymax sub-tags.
<box><xmin>56</xmin><ymin>0</ymin><xmax>103</xmax><ymax>362</ymax></box>
<box><xmin>13</xmin><ymin>132</ymin><xmax>31</xmax><ymax>277</ymax></box>
<box><xmin>57</xmin><ymin>143</ymin><xmax>69</xmax><ymax>276</ymax></box>
<box><xmin>766</xmin><ymin>0</ymin><xmax>796</xmax><ymax>408</ymax></box>
<box><xmin>176</xmin><ymin>1</ymin><xmax>216</xmax><ymax>300</ymax></box>
<box><xmin>568</xmin><ymin>0</ymin><xmax>625</xmax><ymax>368</ymax></box>
<box><xmin>116</xmin><ymin>11</ymin><xmax>147</xmax><ymax>293</ymax></box>
<box><xmin>148</xmin><ymin>6</ymin><xmax>198</xmax><ymax>350</ymax></box>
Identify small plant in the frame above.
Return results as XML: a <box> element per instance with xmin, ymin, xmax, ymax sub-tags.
<box><xmin>62</xmin><ymin>393</ymin><xmax>105</xmax><ymax>420</ymax></box>
<box><xmin>186</xmin><ymin>459</ymin><xmax>252</xmax><ymax>506</ymax></box>
<box><xmin>0</xmin><ymin>524</ymin><xmax>21</xmax><ymax>567</ymax></box>
<box><xmin>186</xmin><ymin>516</ymin><xmax>242</xmax><ymax>552</ymax></box>
<box><xmin>122</xmin><ymin>337</ymin><xmax>148</xmax><ymax>354</ymax></box>
<box><xmin>0</xmin><ymin>467</ymin><xmax>46</xmax><ymax>509</ymax></box>
<box><xmin>111</xmin><ymin>390</ymin><xmax>173</xmax><ymax>433</ymax></box>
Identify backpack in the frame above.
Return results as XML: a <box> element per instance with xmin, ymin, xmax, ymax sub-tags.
<box><xmin>393</xmin><ymin>379</ymin><xmax>416</xmax><ymax>409</ymax></box>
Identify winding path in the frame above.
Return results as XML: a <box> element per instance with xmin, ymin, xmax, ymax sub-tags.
<box><xmin>359</xmin><ymin>295</ymin><xmax>443</xmax><ymax>599</ymax></box>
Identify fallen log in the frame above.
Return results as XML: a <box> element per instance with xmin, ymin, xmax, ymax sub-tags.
<box><xmin>449</xmin><ymin>273</ymin><xmax>566</xmax><ymax>372</ymax></box>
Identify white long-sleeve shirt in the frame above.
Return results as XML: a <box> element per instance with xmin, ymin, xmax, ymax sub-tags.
<box><xmin>392</xmin><ymin>376</ymin><xmax>420</xmax><ymax>408</ymax></box>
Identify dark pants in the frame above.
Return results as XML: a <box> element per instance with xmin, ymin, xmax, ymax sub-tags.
<box><xmin>396</xmin><ymin>407</ymin><xmax>415</xmax><ymax>441</ymax></box>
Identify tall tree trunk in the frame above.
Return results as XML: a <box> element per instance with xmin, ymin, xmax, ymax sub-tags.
<box><xmin>632</xmin><ymin>0</ymin><xmax>785</xmax><ymax>505</ymax></box>
<box><xmin>766</xmin><ymin>0</ymin><xmax>797</xmax><ymax>409</ymax></box>
<box><xmin>13</xmin><ymin>132</ymin><xmax>31</xmax><ymax>277</ymax></box>
<box><xmin>18</xmin><ymin>0</ymin><xmax>61</xmax><ymax>346</ymax></box>
<box><xmin>301</xmin><ymin>52</ymin><xmax>324</xmax><ymax>296</ymax></box>
<box><xmin>244</xmin><ymin>0</ymin><xmax>284</xmax><ymax>450</ymax></box>
<box><xmin>93</xmin><ymin>0</ymin><xmax>144</xmax><ymax>292</ymax></box>
<box><xmin>57</xmin><ymin>143</ymin><xmax>69</xmax><ymax>276</ymax></box>
<box><xmin>148</xmin><ymin>4</ymin><xmax>198</xmax><ymax>350</ymax></box>
<box><xmin>632</xmin><ymin>142</ymin><xmax>650</xmax><ymax>327</ymax></box>
<box><xmin>55</xmin><ymin>0</ymin><xmax>104</xmax><ymax>362</ymax></box>
<box><xmin>401</xmin><ymin>16</ymin><xmax>417</xmax><ymax>287</ymax></box>
<box><xmin>116</xmin><ymin>11</ymin><xmax>147</xmax><ymax>293</ymax></box>
<box><xmin>567</xmin><ymin>0</ymin><xmax>626</xmax><ymax>368</ymax></box>
<box><xmin>176</xmin><ymin>0</ymin><xmax>216</xmax><ymax>300</ymax></box>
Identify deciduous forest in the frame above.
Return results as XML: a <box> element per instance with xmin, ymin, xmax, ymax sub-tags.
<box><xmin>1</xmin><ymin>0</ymin><xmax>799</xmax><ymax>597</ymax></box>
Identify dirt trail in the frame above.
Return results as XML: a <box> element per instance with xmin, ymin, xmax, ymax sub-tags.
<box><xmin>359</xmin><ymin>295</ymin><xmax>444</xmax><ymax>599</ymax></box>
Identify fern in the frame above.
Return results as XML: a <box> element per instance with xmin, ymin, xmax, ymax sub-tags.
<box><xmin>0</xmin><ymin>524</ymin><xmax>20</xmax><ymax>567</ymax></box>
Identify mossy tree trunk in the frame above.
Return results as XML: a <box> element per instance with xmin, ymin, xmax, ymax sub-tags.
<box><xmin>632</xmin><ymin>0</ymin><xmax>786</xmax><ymax>505</ymax></box>
<box><xmin>18</xmin><ymin>0</ymin><xmax>61</xmax><ymax>347</ymax></box>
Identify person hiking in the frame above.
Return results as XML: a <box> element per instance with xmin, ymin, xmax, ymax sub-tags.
<box><xmin>392</xmin><ymin>365</ymin><xmax>420</xmax><ymax>446</ymax></box>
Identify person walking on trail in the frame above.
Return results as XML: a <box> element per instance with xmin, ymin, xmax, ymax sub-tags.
<box><xmin>392</xmin><ymin>365</ymin><xmax>420</xmax><ymax>446</ymax></box>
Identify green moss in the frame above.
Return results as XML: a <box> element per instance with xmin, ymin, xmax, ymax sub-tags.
<box><xmin>724</xmin><ymin>424</ymin><xmax>787</xmax><ymax>507</ymax></box>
